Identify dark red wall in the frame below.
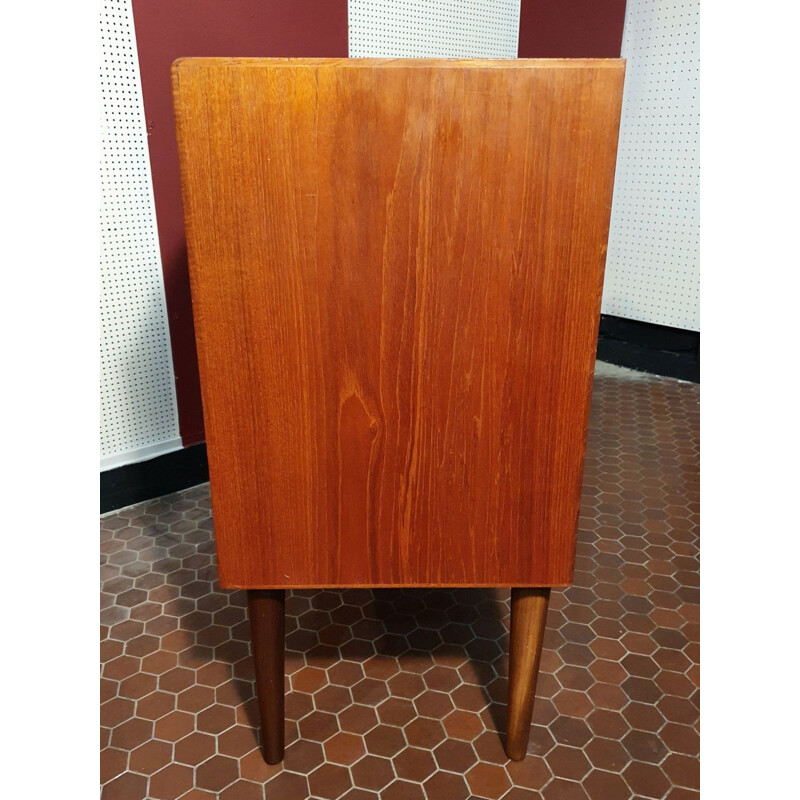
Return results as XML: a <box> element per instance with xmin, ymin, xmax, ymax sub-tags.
<box><xmin>518</xmin><ymin>0</ymin><xmax>626</xmax><ymax>58</ymax></box>
<box><xmin>131</xmin><ymin>1</ymin><xmax>348</xmax><ymax>446</ymax></box>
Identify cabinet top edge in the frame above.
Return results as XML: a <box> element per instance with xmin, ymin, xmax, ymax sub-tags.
<box><xmin>173</xmin><ymin>57</ymin><xmax>625</xmax><ymax>73</ymax></box>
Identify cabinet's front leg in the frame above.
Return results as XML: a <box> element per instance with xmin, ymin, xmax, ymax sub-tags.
<box><xmin>505</xmin><ymin>587</ymin><xmax>551</xmax><ymax>761</ymax></box>
<box><xmin>248</xmin><ymin>589</ymin><xmax>285</xmax><ymax>764</ymax></box>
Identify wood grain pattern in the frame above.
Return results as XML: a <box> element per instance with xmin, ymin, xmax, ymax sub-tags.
<box><xmin>172</xmin><ymin>58</ymin><xmax>625</xmax><ymax>589</ymax></box>
<box><xmin>506</xmin><ymin>587</ymin><xmax>551</xmax><ymax>760</ymax></box>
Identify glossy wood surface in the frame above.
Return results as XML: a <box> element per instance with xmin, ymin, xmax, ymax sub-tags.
<box><xmin>248</xmin><ymin>590</ymin><xmax>285</xmax><ymax>763</ymax></box>
<box><xmin>173</xmin><ymin>58</ymin><xmax>625</xmax><ymax>589</ymax></box>
<box><xmin>506</xmin><ymin>587</ymin><xmax>551</xmax><ymax>760</ymax></box>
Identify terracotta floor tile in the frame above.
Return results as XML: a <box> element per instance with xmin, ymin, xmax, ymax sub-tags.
<box><xmin>659</xmin><ymin>722</ymin><xmax>700</xmax><ymax>756</ymax></box>
<box><xmin>99</xmin><ymin>748</ymin><xmax>128</xmax><ymax>784</ymax></box>
<box><xmin>129</xmin><ymin>739</ymin><xmax>172</xmax><ymax>774</ymax></box>
<box><xmin>102</xmin><ymin>771</ymin><xmax>147</xmax><ymax>800</ymax></box>
<box><xmin>449</xmin><ymin>683</ymin><xmax>488</xmax><ymax>712</ymax></box>
<box><xmin>423</xmin><ymin>771</ymin><xmax>471</xmax><ymax>800</ymax></box>
<box><xmin>393</xmin><ymin>746</ymin><xmax>436</xmax><ymax>781</ymax></box>
<box><xmin>403</xmin><ymin>716</ymin><xmax>446</xmax><ymax>749</ymax></box>
<box><xmin>239</xmin><ymin>749</ymin><xmax>282</xmax><ymax>783</ymax></box>
<box><xmin>282</xmin><ymin>739</ymin><xmax>323</xmax><ymax>774</ymax></box>
<box><xmin>195</xmin><ymin>754</ymin><xmax>240</xmax><ymax>793</ymax></box>
<box><xmin>340</xmin><ymin>790</ymin><xmax>378</xmax><ymax>800</ymax></box>
<box><xmin>136</xmin><ymin>690</ymin><xmax>176</xmax><ymax>721</ymax></box>
<box><xmin>584</xmin><ymin>736</ymin><xmax>630</xmax><ymax>772</ymax></box>
<box><xmin>362</xmin><ymin>656</ymin><xmax>400</xmax><ymax>681</ymax></box>
<box><xmin>153</xmin><ymin>710</ymin><xmax>193</xmax><ymax>742</ymax></box>
<box><xmin>432</xmin><ymin>738</ymin><xmax>478</xmax><ymax>772</ymax></box>
<box><xmin>109</xmin><ymin>717</ymin><xmax>152</xmax><ymax>751</ymax></box>
<box><xmin>505</xmin><ymin>754</ymin><xmax>553</xmax><ymax>790</ymax></box>
<box><xmin>504</xmin><ymin>788</ymin><xmax>544</xmax><ymax>800</ymax></box>
<box><xmin>423</xmin><ymin>664</ymin><xmax>461</xmax><ymax>692</ymax></box>
<box><xmin>104</xmin><ymin>656</ymin><xmax>140</xmax><ymax>683</ymax></box>
<box><xmin>100</xmin><ymin>363</ymin><xmax>699</xmax><ymax>799</ymax></box>
<box><xmin>173</xmin><ymin>731</ymin><xmax>215</xmax><ymax>767</ymax></box>
<box><xmin>583</xmin><ymin>768</ymin><xmax>631</xmax><ymax>800</ymax></box>
<box><xmin>334</xmin><ymin>703</ymin><xmax>377</xmax><ymax>735</ymax></box>
<box><xmin>218</xmin><ymin>780</ymin><xmax>264</xmax><ymax>800</ymax></box>
<box><xmin>556</xmin><ymin>664</ymin><xmax>595</xmax><ymax>691</ymax></box>
<box><xmin>263</xmin><ymin>771</ymin><xmax>309</xmax><ymax>800</ymax></box>
<box><xmin>149</xmin><ymin>762</ymin><xmax>193</xmax><ymax>799</ymax></box>
<box><xmin>662</xmin><ymin>753</ymin><xmax>700</xmax><ymax>790</ymax></box>
<box><xmin>364</xmin><ymin>725</ymin><xmax>406</xmax><ymax>758</ymax></box>
<box><xmin>327</xmin><ymin>661</ymin><xmax>366</xmax><ymax>688</ymax></box>
<box><xmin>291</xmin><ymin>665</ymin><xmax>328</xmax><ymax>693</ymax></box>
<box><xmin>324</xmin><ymin>731</ymin><xmax>367</xmax><ymax>766</ymax></box>
<box><xmin>439</xmin><ymin>708</ymin><xmax>483</xmax><ymax>741</ymax></box>
<box><xmin>542</xmin><ymin>776</ymin><xmax>591</xmax><ymax>798</ymax></box>
<box><xmin>466</xmin><ymin>762</ymin><xmax>512</xmax><ymax>799</ymax></box>
<box><xmin>623</xmin><ymin>760</ymin><xmax>671</xmax><ymax>798</ymax></box>
<box><xmin>553</xmin><ymin>688</ymin><xmax>594</xmax><ymax>718</ymax></box>
<box><xmin>590</xmin><ymin>659</ymin><xmax>627</xmax><ymax>685</ymax></box>
<box><xmin>176</xmin><ymin>685</ymin><xmax>215</xmax><ymax>713</ymax></box>
<box><xmin>314</xmin><ymin>684</ymin><xmax>353</xmax><ymax>713</ymax></box>
<box><xmin>118</xmin><ymin>673</ymin><xmax>156</xmax><ymax>700</ymax></box>
<box><xmin>413</xmin><ymin>689</ymin><xmax>454</xmax><ymax>718</ymax></box>
<box><xmin>472</xmin><ymin>728</ymin><xmax>511</xmax><ymax>764</ymax></box>
<box><xmin>351</xmin><ymin>677</ymin><xmax>391</xmax><ymax>706</ymax></box>
<box><xmin>350</xmin><ymin>755</ymin><xmax>395</xmax><ymax>791</ymax></box>
<box><xmin>550</xmin><ymin>716</ymin><xmax>593</xmax><ymax>748</ymax></box>
<box><xmin>622</xmin><ymin>729</ymin><xmax>669</xmax><ymax>764</ymax></box>
<box><xmin>548</xmin><ymin>744</ymin><xmax>592</xmax><ymax>780</ymax></box>
<box><xmin>141</xmin><ymin>650</ymin><xmax>178</xmax><ymax>676</ymax></box>
<box><xmin>101</xmin><ymin>697</ymin><xmax>134</xmax><ymax>729</ymax></box>
<box><xmin>666</xmin><ymin>787</ymin><xmax>700</xmax><ymax>800</ymax></box>
<box><xmin>526</xmin><ymin>723</ymin><xmax>556</xmax><ymax>757</ymax></box>
<box><xmin>218</xmin><ymin>725</ymin><xmax>259</xmax><ymax>759</ymax></box>
<box><xmin>382</xmin><ymin>780</ymin><xmax>425</xmax><ymax>800</ymax></box>
<box><xmin>196</xmin><ymin>704</ymin><xmax>236</xmax><ymax>735</ymax></box>
<box><xmin>386</xmin><ymin>672</ymin><xmax>425</xmax><ymax>699</ymax></box>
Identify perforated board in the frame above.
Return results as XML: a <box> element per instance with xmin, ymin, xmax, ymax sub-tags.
<box><xmin>348</xmin><ymin>0</ymin><xmax>520</xmax><ymax>58</ymax></box>
<box><xmin>100</xmin><ymin>0</ymin><xmax>181</xmax><ymax>469</ymax></box>
<box><xmin>602</xmin><ymin>0</ymin><xmax>699</xmax><ymax>330</ymax></box>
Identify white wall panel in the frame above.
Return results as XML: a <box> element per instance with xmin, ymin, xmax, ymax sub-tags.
<box><xmin>100</xmin><ymin>0</ymin><xmax>181</xmax><ymax>469</ymax></box>
<box><xmin>349</xmin><ymin>0</ymin><xmax>520</xmax><ymax>58</ymax></box>
<box><xmin>603</xmin><ymin>0</ymin><xmax>700</xmax><ymax>330</ymax></box>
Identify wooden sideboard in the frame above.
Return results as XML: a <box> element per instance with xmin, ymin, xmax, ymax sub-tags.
<box><xmin>173</xmin><ymin>57</ymin><xmax>625</xmax><ymax>763</ymax></box>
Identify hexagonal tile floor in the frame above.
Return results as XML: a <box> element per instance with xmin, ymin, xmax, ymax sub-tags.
<box><xmin>101</xmin><ymin>362</ymin><xmax>699</xmax><ymax>800</ymax></box>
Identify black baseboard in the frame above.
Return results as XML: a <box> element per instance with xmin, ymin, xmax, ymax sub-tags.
<box><xmin>596</xmin><ymin>315</ymin><xmax>699</xmax><ymax>383</ymax></box>
<box><xmin>101</xmin><ymin>443</ymin><xmax>209</xmax><ymax>514</ymax></box>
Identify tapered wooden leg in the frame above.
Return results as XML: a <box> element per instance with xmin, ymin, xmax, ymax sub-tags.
<box><xmin>248</xmin><ymin>589</ymin><xmax>285</xmax><ymax>764</ymax></box>
<box><xmin>505</xmin><ymin>587</ymin><xmax>551</xmax><ymax>761</ymax></box>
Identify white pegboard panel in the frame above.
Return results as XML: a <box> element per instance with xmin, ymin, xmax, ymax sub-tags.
<box><xmin>603</xmin><ymin>0</ymin><xmax>699</xmax><ymax>331</ymax></box>
<box><xmin>100</xmin><ymin>0</ymin><xmax>181</xmax><ymax>469</ymax></box>
<box><xmin>348</xmin><ymin>0</ymin><xmax>520</xmax><ymax>58</ymax></box>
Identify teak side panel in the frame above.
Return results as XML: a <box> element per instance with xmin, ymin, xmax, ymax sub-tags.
<box><xmin>173</xmin><ymin>59</ymin><xmax>625</xmax><ymax>589</ymax></box>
